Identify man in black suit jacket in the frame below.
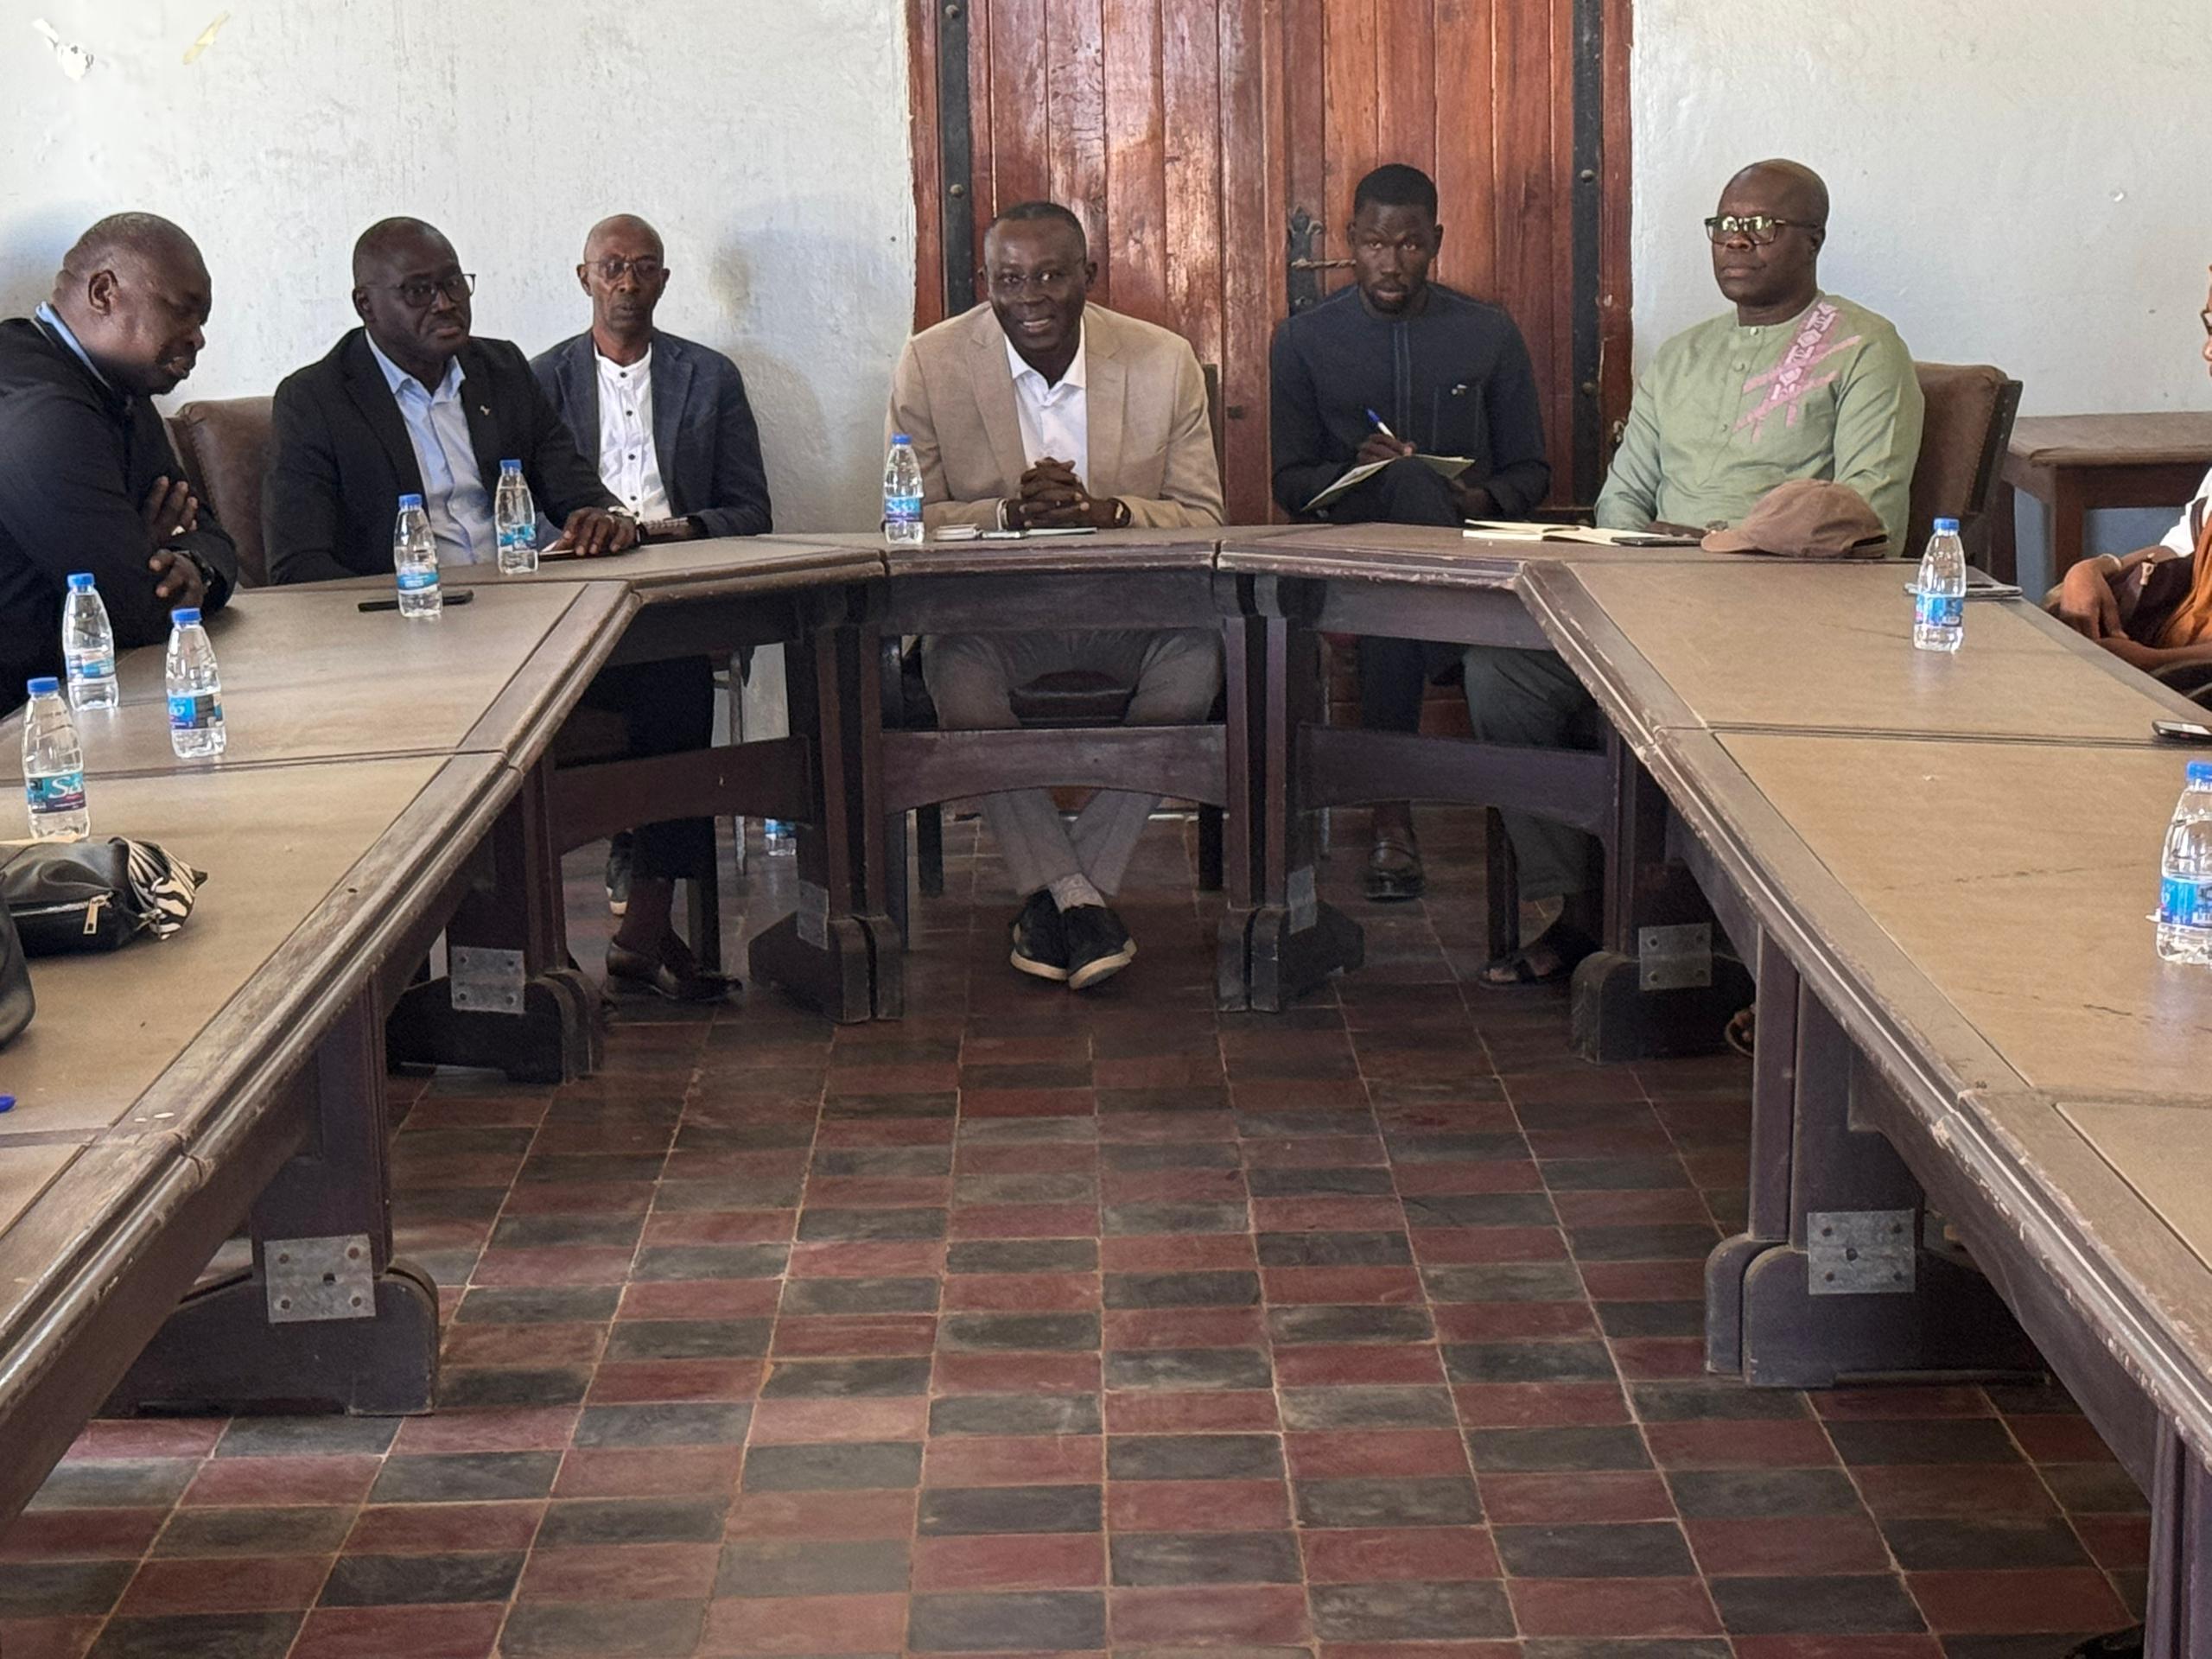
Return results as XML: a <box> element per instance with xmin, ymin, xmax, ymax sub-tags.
<box><xmin>267</xmin><ymin>218</ymin><xmax>728</xmax><ymax>1002</ymax></box>
<box><xmin>532</xmin><ymin>213</ymin><xmax>772</xmax><ymax>541</ymax></box>
<box><xmin>0</xmin><ymin>213</ymin><xmax>237</xmax><ymax>709</ymax></box>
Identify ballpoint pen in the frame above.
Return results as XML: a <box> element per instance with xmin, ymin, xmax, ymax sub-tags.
<box><xmin>1363</xmin><ymin>406</ymin><xmax>1398</xmax><ymax>442</ymax></box>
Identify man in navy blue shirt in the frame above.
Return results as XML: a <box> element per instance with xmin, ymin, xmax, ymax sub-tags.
<box><xmin>1269</xmin><ymin>164</ymin><xmax>1549</xmax><ymax>901</ymax></box>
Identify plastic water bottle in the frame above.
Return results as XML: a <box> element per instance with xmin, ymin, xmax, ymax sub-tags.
<box><xmin>883</xmin><ymin>435</ymin><xmax>925</xmax><ymax>546</ymax></box>
<box><xmin>61</xmin><ymin>573</ymin><xmax>117</xmax><ymax>712</ymax></box>
<box><xmin>165</xmin><ymin>608</ymin><xmax>226</xmax><ymax>760</ymax></box>
<box><xmin>2157</xmin><ymin>760</ymin><xmax>2212</xmax><ymax>963</ymax></box>
<box><xmin>495</xmin><ymin>460</ymin><xmax>539</xmax><ymax>575</ymax></box>
<box><xmin>21</xmin><ymin>678</ymin><xmax>88</xmax><ymax>841</ymax></box>
<box><xmin>393</xmin><ymin>493</ymin><xmax>442</xmax><ymax>619</ymax></box>
<box><xmin>1912</xmin><ymin>517</ymin><xmax>1966</xmax><ymax>653</ymax></box>
<box><xmin>764</xmin><ymin>819</ymin><xmax>794</xmax><ymax>855</ymax></box>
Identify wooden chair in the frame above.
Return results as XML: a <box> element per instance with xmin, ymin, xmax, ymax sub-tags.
<box><xmin>1908</xmin><ymin>361</ymin><xmax>2024</xmax><ymax>571</ymax></box>
<box><xmin>169</xmin><ymin>397</ymin><xmax>276</xmax><ymax>588</ymax></box>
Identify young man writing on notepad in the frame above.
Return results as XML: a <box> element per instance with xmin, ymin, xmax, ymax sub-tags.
<box><xmin>1268</xmin><ymin>163</ymin><xmax>1550</xmax><ymax>901</ymax></box>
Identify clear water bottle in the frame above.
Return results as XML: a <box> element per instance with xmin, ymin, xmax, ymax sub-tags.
<box><xmin>165</xmin><ymin>608</ymin><xmax>226</xmax><ymax>760</ymax></box>
<box><xmin>495</xmin><ymin>460</ymin><xmax>539</xmax><ymax>575</ymax></box>
<box><xmin>393</xmin><ymin>493</ymin><xmax>442</xmax><ymax>619</ymax></box>
<box><xmin>2157</xmin><ymin>760</ymin><xmax>2212</xmax><ymax>963</ymax></box>
<box><xmin>883</xmin><ymin>434</ymin><xmax>925</xmax><ymax>547</ymax></box>
<box><xmin>764</xmin><ymin>818</ymin><xmax>794</xmax><ymax>854</ymax></box>
<box><xmin>21</xmin><ymin>677</ymin><xmax>88</xmax><ymax>841</ymax></box>
<box><xmin>61</xmin><ymin>573</ymin><xmax>117</xmax><ymax>712</ymax></box>
<box><xmin>1912</xmin><ymin>516</ymin><xmax>1966</xmax><ymax>653</ymax></box>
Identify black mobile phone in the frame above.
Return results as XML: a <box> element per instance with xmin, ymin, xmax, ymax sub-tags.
<box><xmin>357</xmin><ymin>589</ymin><xmax>474</xmax><ymax>613</ymax></box>
<box><xmin>2152</xmin><ymin>718</ymin><xmax>2212</xmax><ymax>743</ymax></box>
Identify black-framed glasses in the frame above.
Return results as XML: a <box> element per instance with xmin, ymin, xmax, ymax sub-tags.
<box><xmin>378</xmin><ymin>272</ymin><xmax>476</xmax><ymax>308</ymax></box>
<box><xmin>588</xmin><ymin>257</ymin><xmax>664</xmax><ymax>285</ymax></box>
<box><xmin>2200</xmin><ymin>308</ymin><xmax>2212</xmax><ymax>340</ymax></box>
<box><xmin>987</xmin><ymin>268</ymin><xmax>1077</xmax><ymax>299</ymax></box>
<box><xmin>1703</xmin><ymin>214</ymin><xmax>1819</xmax><ymax>247</ymax></box>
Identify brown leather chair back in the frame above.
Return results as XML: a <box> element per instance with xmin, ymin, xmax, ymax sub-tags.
<box><xmin>1908</xmin><ymin>362</ymin><xmax>2021</xmax><ymax>565</ymax></box>
<box><xmin>169</xmin><ymin>396</ymin><xmax>276</xmax><ymax>588</ymax></box>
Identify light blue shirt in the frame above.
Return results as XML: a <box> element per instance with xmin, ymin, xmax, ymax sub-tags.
<box><xmin>35</xmin><ymin>302</ymin><xmax>109</xmax><ymax>391</ymax></box>
<box><xmin>365</xmin><ymin>334</ymin><xmax>493</xmax><ymax>566</ymax></box>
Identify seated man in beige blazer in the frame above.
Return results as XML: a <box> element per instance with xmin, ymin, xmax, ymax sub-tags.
<box><xmin>888</xmin><ymin>200</ymin><xmax>1224</xmax><ymax>991</ymax></box>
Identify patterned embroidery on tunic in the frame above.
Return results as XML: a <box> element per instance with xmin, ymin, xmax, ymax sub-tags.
<box><xmin>1734</xmin><ymin>301</ymin><xmax>1861</xmax><ymax>441</ymax></box>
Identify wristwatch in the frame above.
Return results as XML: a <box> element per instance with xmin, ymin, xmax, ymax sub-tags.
<box><xmin>1106</xmin><ymin>498</ymin><xmax>1131</xmax><ymax>529</ymax></box>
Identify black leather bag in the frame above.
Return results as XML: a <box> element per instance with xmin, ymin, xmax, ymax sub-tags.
<box><xmin>0</xmin><ymin>899</ymin><xmax>31</xmax><ymax>1046</ymax></box>
<box><xmin>0</xmin><ymin>837</ymin><xmax>205</xmax><ymax>956</ymax></box>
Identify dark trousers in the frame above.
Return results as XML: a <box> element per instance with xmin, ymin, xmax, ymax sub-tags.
<box><xmin>575</xmin><ymin>655</ymin><xmax>715</xmax><ymax>880</ymax></box>
<box><xmin>1330</xmin><ymin>458</ymin><xmax>1464</xmax><ymax>735</ymax></box>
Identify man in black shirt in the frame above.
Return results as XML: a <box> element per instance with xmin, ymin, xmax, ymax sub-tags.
<box><xmin>1269</xmin><ymin>164</ymin><xmax>1548</xmax><ymax>900</ymax></box>
<box><xmin>0</xmin><ymin>213</ymin><xmax>237</xmax><ymax>710</ymax></box>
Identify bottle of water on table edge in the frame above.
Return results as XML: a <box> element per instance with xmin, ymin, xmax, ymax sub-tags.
<box><xmin>884</xmin><ymin>434</ymin><xmax>925</xmax><ymax>547</ymax></box>
<box><xmin>2157</xmin><ymin>760</ymin><xmax>2212</xmax><ymax>963</ymax></box>
<box><xmin>764</xmin><ymin>818</ymin><xmax>794</xmax><ymax>854</ymax></box>
<box><xmin>1913</xmin><ymin>516</ymin><xmax>1966</xmax><ymax>653</ymax></box>
<box><xmin>165</xmin><ymin>608</ymin><xmax>226</xmax><ymax>760</ymax></box>
<box><xmin>22</xmin><ymin>677</ymin><xmax>88</xmax><ymax>841</ymax></box>
<box><xmin>495</xmin><ymin>459</ymin><xmax>540</xmax><ymax>575</ymax></box>
<box><xmin>393</xmin><ymin>493</ymin><xmax>442</xmax><ymax>619</ymax></box>
<box><xmin>61</xmin><ymin>572</ymin><xmax>117</xmax><ymax>711</ymax></box>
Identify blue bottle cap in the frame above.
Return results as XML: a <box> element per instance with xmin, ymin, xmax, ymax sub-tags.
<box><xmin>891</xmin><ymin>433</ymin><xmax>912</xmax><ymax>444</ymax></box>
<box><xmin>398</xmin><ymin>493</ymin><xmax>424</xmax><ymax>508</ymax></box>
<box><xmin>171</xmin><ymin>607</ymin><xmax>200</xmax><ymax>626</ymax></box>
<box><xmin>2190</xmin><ymin>761</ymin><xmax>2212</xmax><ymax>785</ymax></box>
<box><xmin>66</xmin><ymin>572</ymin><xmax>93</xmax><ymax>590</ymax></box>
<box><xmin>1934</xmin><ymin>518</ymin><xmax>1960</xmax><ymax>533</ymax></box>
<box><xmin>500</xmin><ymin>458</ymin><xmax>522</xmax><ymax>472</ymax></box>
<box><xmin>0</xmin><ymin>1095</ymin><xmax>14</xmax><ymax>1113</ymax></box>
<box><xmin>25</xmin><ymin>677</ymin><xmax>58</xmax><ymax>696</ymax></box>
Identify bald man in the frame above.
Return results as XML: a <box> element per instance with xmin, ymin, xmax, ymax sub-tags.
<box><xmin>532</xmin><ymin>213</ymin><xmax>772</xmax><ymax>541</ymax></box>
<box><xmin>264</xmin><ymin>216</ymin><xmax>632</xmax><ymax>585</ymax></box>
<box><xmin>1468</xmin><ymin>160</ymin><xmax>1923</xmax><ymax>983</ymax></box>
<box><xmin>0</xmin><ymin>213</ymin><xmax>238</xmax><ymax>709</ymax></box>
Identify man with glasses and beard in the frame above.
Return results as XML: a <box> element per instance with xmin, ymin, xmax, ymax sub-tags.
<box><xmin>1469</xmin><ymin>159</ymin><xmax>1923</xmax><ymax>985</ymax></box>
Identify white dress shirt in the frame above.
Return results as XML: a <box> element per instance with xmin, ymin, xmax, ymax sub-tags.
<box><xmin>1004</xmin><ymin>325</ymin><xmax>1089</xmax><ymax>486</ymax></box>
<box><xmin>365</xmin><ymin>333</ymin><xmax>493</xmax><ymax>566</ymax></box>
<box><xmin>596</xmin><ymin>346</ymin><xmax>672</xmax><ymax>521</ymax></box>
<box><xmin>2160</xmin><ymin>464</ymin><xmax>2212</xmax><ymax>559</ymax></box>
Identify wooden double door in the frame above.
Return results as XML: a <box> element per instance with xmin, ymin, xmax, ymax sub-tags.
<box><xmin>906</xmin><ymin>0</ymin><xmax>1633</xmax><ymax>522</ymax></box>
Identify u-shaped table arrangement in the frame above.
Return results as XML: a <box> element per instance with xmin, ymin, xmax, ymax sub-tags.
<box><xmin>3</xmin><ymin>523</ymin><xmax>2210</xmax><ymax>1652</ymax></box>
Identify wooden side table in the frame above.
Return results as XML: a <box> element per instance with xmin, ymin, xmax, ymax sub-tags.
<box><xmin>1993</xmin><ymin>411</ymin><xmax>2212</xmax><ymax>583</ymax></box>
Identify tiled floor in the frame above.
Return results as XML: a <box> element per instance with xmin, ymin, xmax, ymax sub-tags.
<box><xmin>1</xmin><ymin>810</ymin><xmax>2145</xmax><ymax>1658</ymax></box>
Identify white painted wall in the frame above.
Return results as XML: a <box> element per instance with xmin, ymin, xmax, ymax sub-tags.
<box><xmin>1630</xmin><ymin>0</ymin><xmax>2212</xmax><ymax>416</ymax></box>
<box><xmin>0</xmin><ymin>0</ymin><xmax>916</xmax><ymax>534</ymax></box>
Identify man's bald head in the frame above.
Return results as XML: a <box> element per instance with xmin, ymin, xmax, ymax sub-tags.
<box><xmin>1725</xmin><ymin>160</ymin><xmax>1829</xmax><ymax>233</ymax></box>
<box><xmin>577</xmin><ymin>214</ymin><xmax>671</xmax><ymax>353</ymax></box>
<box><xmin>350</xmin><ymin>216</ymin><xmax>473</xmax><ymax>383</ymax></box>
<box><xmin>50</xmin><ymin>213</ymin><xmax>210</xmax><ymax>396</ymax></box>
<box><xmin>1710</xmin><ymin>159</ymin><xmax>1829</xmax><ymax>321</ymax></box>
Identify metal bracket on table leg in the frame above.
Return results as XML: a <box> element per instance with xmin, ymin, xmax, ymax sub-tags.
<box><xmin>266</xmin><ymin>1235</ymin><xmax>377</xmax><ymax>1323</ymax></box>
<box><xmin>1805</xmin><ymin>1211</ymin><xmax>1916</xmax><ymax>1295</ymax></box>
<box><xmin>448</xmin><ymin>946</ymin><xmax>525</xmax><ymax>1014</ymax></box>
<box><xmin>1637</xmin><ymin>923</ymin><xmax>1711</xmax><ymax>991</ymax></box>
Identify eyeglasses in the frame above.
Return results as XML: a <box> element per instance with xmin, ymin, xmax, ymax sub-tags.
<box><xmin>2201</xmin><ymin>308</ymin><xmax>2212</xmax><ymax>339</ymax></box>
<box><xmin>378</xmin><ymin>272</ymin><xmax>476</xmax><ymax>308</ymax></box>
<box><xmin>988</xmin><ymin>269</ymin><xmax>1077</xmax><ymax>298</ymax></box>
<box><xmin>1703</xmin><ymin>214</ymin><xmax>1820</xmax><ymax>247</ymax></box>
<box><xmin>588</xmin><ymin>257</ymin><xmax>664</xmax><ymax>285</ymax></box>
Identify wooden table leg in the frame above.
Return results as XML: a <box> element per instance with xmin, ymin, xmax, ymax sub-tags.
<box><xmin>385</xmin><ymin>762</ymin><xmax>601</xmax><ymax>1084</ymax></box>
<box><xmin>2050</xmin><ymin>468</ymin><xmax>2088</xmax><ymax>582</ymax></box>
<box><xmin>1704</xmin><ymin>931</ymin><xmax>1800</xmax><ymax>1374</ymax></box>
<box><xmin>105</xmin><ymin>988</ymin><xmax>440</xmax><ymax>1416</ymax></box>
<box><xmin>1986</xmin><ymin>477</ymin><xmax>2020</xmax><ymax>584</ymax></box>
<box><xmin>748</xmin><ymin>594</ymin><xmax>887</xmax><ymax>1022</ymax></box>
<box><xmin>2145</xmin><ymin>1420</ymin><xmax>2212</xmax><ymax>1657</ymax></box>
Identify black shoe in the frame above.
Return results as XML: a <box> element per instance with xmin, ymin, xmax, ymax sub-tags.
<box><xmin>1009</xmin><ymin>891</ymin><xmax>1070</xmax><ymax>982</ymax></box>
<box><xmin>1363</xmin><ymin>832</ymin><xmax>1426</xmax><ymax>901</ymax></box>
<box><xmin>2064</xmin><ymin>1630</ymin><xmax>2144</xmax><ymax>1659</ymax></box>
<box><xmin>605</xmin><ymin>833</ymin><xmax>633</xmax><ymax>917</ymax></box>
<box><xmin>1062</xmin><ymin>904</ymin><xmax>1136</xmax><ymax>990</ymax></box>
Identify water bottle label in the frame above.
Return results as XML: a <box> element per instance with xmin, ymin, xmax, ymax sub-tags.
<box><xmin>499</xmin><ymin>523</ymin><xmax>535</xmax><ymax>551</ymax></box>
<box><xmin>1914</xmin><ymin>591</ymin><xmax>1963</xmax><ymax>630</ymax></box>
<box><xmin>25</xmin><ymin>772</ymin><xmax>85</xmax><ymax>815</ymax></box>
<box><xmin>886</xmin><ymin>492</ymin><xmax>923</xmax><ymax>525</ymax></box>
<box><xmin>168</xmin><ymin>692</ymin><xmax>221</xmax><ymax>732</ymax></box>
<box><xmin>2159</xmin><ymin>876</ymin><xmax>2212</xmax><ymax>928</ymax></box>
<box><xmin>397</xmin><ymin>565</ymin><xmax>439</xmax><ymax>592</ymax></box>
<box><xmin>69</xmin><ymin>657</ymin><xmax>114</xmax><ymax>682</ymax></box>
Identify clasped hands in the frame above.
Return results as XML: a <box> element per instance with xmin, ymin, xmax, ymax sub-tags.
<box><xmin>138</xmin><ymin>474</ymin><xmax>207</xmax><ymax>610</ymax></box>
<box><xmin>1004</xmin><ymin>458</ymin><xmax>1125</xmax><ymax>531</ymax></box>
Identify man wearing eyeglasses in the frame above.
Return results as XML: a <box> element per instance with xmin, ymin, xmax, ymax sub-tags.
<box><xmin>887</xmin><ymin>200</ymin><xmax>1224</xmax><ymax>991</ymax></box>
<box><xmin>1466</xmin><ymin>159</ymin><xmax>1923</xmax><ymax>985</ymax></box>
<box><xmin>265</xmin><ymin>217</ymin><xmax>634</xmax><ymax>584</ymax></box>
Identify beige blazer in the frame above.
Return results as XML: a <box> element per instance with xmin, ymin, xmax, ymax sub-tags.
<box><xmin>887</xmin><ymin>302</ymin><xmax>1224</xmax><ymax>531</ymax></box>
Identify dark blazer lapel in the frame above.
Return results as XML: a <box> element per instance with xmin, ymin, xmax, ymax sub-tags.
<box><xmin>564</xmin><ymin>336</ymin><xmax>601</xmax><ymax>460</ymax></box>
<box><xmin>455</xmin><ymin>343</ymin><xmax>504</xmax><ymax>496</ymax></box>
<box><xmin>340</xmin><ymin>330</ymin><xmax>427</xmax><ymax>498</ymax></box>
<box><xmin>651</xmin><ymin>333</ymin><xmax>693</xmax><ymax>506</ymax></box>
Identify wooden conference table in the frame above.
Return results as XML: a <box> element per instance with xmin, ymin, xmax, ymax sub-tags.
<box><xmin>1</xmin><ymin>525</ymin><xmax>2209</xmax><ymax>1650</ymax></box>
<box><xmin>1992</xmin><ymin>410</ymin><xmax>2212</xmax><ymax>583</ymax></box>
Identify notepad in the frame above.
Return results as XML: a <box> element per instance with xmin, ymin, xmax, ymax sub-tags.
<box><xmin>1464</xmin><ymin>521</ymin><xmax>1703</xmax><ymax>548</ymax></box>
<box><xmin>1303</xmin><ymin>454</ymin><xmax>1473</xmax><ymax>513</ymax></box>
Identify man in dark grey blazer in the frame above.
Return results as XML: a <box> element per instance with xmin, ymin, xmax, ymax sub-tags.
<box><xmin>531</xmin><ymin>214</ymin><xmax>772</xmax><ymax>543</ymax></box>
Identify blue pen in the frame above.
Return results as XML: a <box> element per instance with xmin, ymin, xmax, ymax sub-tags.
<box><xmin>1363</xmin><ymin>406</ymin><xmax>1399</xmax><ymax>442</ymax></box>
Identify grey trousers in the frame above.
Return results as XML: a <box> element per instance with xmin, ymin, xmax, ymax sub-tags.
<box><xmin>1460</xmin><ymin>644</ymin><xmax>1602</xmax><ymax>903</ymax></box>
<box><xmin>922</xmin><ymin>628</ymin><xmax>1224</xmax><ymax>900</ymax></box>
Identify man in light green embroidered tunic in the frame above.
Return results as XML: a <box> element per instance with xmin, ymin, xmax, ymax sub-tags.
<box><xmin>1465</xmin><ymin>159</ymin><xmax>1924</xmax><ymax>982</ymax></box>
